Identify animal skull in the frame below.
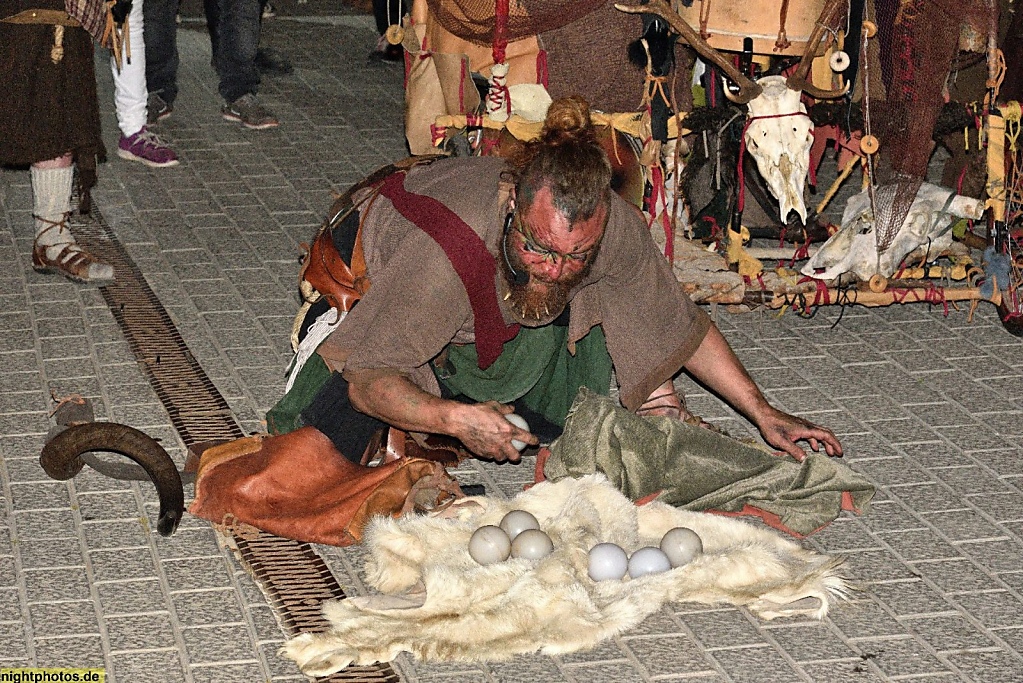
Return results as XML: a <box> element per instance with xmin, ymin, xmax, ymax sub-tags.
<box><xmin>801</xmin><ymin>182</ymin><xmax>985</xmax><ymax>282</ymax></box>
<box><xmin>744</xmin><ymin>76</ymin><xmax>815</xmax><ymax>225</ymax></box>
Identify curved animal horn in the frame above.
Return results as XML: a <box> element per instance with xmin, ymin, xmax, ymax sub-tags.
<box><xmin>40</xmin><ymin>422</ymin><xmax>185</xmax><ymax>536</ymax></box>
<box><xmin>785</xmin><ymin>0</ymin><xmax>851</xmax><ymax>100</ymax></box>
<box><xmin>615</xmin><ymin>0</ymin><xmax>763</xmax><ymax>103</ymax></box>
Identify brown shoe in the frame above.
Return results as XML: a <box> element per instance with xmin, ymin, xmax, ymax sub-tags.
<box><xmin>33</xmin><ymin>239</ymin><xmax>115</xmax><ymax>283</ymax></box>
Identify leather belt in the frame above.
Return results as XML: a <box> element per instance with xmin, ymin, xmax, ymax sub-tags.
<box><xmin>1</xmin><ymin>9</ymin><xmax>81</xmax><ymax>25</ymax></box>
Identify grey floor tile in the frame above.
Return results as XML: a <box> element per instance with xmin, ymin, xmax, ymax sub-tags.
<box><xmin>104</xmin><ymin>613</ymin><xmax>178</xmax><ymax>652</ymax></box>
<box><xmin>23</xmin><ymin>567</ymin><xmax>92</xmax><ymax>603</ymax></box>
<box><xmin>0</xmin><ymin>587</ymin><xmax>24</xmax><ymax>622</ymax></box>
<box><xmin>902</xmin><ymin>613</ymin><xmax>996</xmax><ymax>652</ymax></box>
<box><xmin>170</xmin><ymin>589</ymin><xmax>247</xmax><ymax>627</ymax></box>
<box><xmin>942</xmin><ymin>650</ymin><xmax>1023</xmax><ymax>683</ymax></box>
<box><xmin>181</xmin><ymin>624</ymin><xmax>260</xmax><ymax>664</ymax></box>
<box><xmin>29</xmin><ymin>600</ymin><xmax>101</xmax><ymax>638</ymax></box>
<box><xmin>950</xmin><ymin>591</ymin><xmax>1023</xmax><ymax>629</ymax></box>
<box><xmin>17</xmin><ymin>537</ymin><xmax>86</xmax><ymax>569</ymax></box>
<box><xmin>110</xmin><ymin>649</ymin><xmax>187</xmax><ymax>683</ymax></box>
<box><xmin>96</xmin><ymin>579</ymin><xmax>169</xmax><ymax>616</ymax></box>
<box><xmin>911</xmin><ymin>559</ymin><xmax>1005</xmax><ymax>594</ymax></box>
<box><xmin>859</xmin><ymin>636</ymin><xmax>950</xmax><ymax>677</ymax></box>
<box><xmin>89</xmin><ymin>547</ymin><xmax>159</xmax><ymax>583</ymax></box>
<box><xmin>562</xmin><ymin>660</ymin><xmax>649</xmax><ymax>683</ymax></box>
<box><xmin>865</xmin><ymin>581</ymin><xmax>954</xmax><ymax>616</ymax></box>
<box><xmin>710</xmin><ymin>646</ymin><xmax>803</xmax><ymax>683</ymax></box>
<box><xmin>622</xmin><ymin>635</ymin><xmax>716</xmax><ymax>677</ymax></box>
<box><xmin>190</xmin><ymin>662</ymin><xmax>273</xmax><ymax>683</ymax></box>
<box><xmin>0</xmin><ymin>622</ymin><xmax>30</xmax><ymax>659</ymax></box>
<box><xmin>762</xmin><ymin>623</ymin><xmax>861</xmax><ymax>663</ymax></box>
<box><xmin>682</xmin><ymin>610</ymin><xmax>766</xmax><ymax>649</ymax></box>
<box><xmin>828</xmin><ymin>600</ymin><xmax>909</xmax><ymax>640</ymax></box>
<box><xmin>33</xmin><ymin>635</ymin><xmax>106</xmax><ymax>668</ymax></box>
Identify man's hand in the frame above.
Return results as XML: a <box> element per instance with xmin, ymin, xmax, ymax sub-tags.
<box><xmin>347</xmin><ymin>371</ymin><xmax>537</xmax><ymax>463</ymax></box>
<box><xmin>756</xmin><ymin>406</ymin><xmax>843</xmax><ymax>461</ymax></box>
<box><xmin>447</xmin><ymin>401</ymin><xmax>539</xmax><ymax>463</ymax></box>
<box><xmin>681</xmin><ymin>324</ymin><xmax>844</xmax><ymax>461</ymax></box>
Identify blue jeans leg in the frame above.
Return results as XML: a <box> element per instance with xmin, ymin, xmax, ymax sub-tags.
<box><xmin>143</xmin><ymin>0</ymin><xmax>180</xmax><ymax>104</ymax></box>
<box><xmin>215</xmin><ymin>0</ymin><xmax>261</xmax><ymax>103</ymax></box>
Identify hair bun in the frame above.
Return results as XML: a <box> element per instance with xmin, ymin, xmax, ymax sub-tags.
<box><xmin>542</xmin><ymin>96</ymin><xmax>593</xmax><ymax>144</ymax></box>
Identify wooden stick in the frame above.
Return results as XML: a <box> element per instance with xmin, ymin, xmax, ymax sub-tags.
<box><xmin>815</xmin><ymin>156</ymin><xmax>861</xmax><ymax>215</ymax></box>
<box><xmin>763</xmin><ymin>286</ymin><xmax>1001</xmax><ymax>309</ymax></box>
<box><xmin>743</xmin><ymin>246</ymin><xmax>819</xmax><ymax>260</ymax></box>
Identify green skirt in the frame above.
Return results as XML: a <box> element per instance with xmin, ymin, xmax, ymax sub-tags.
<box><xmin>267</xmin><ymin>323</ymin><xmax>613</xmax><ymax>435</ymax></box>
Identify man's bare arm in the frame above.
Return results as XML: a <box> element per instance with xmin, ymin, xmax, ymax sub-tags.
<box><xmin>682</xmin><ymin>325</ymin><xmax>843</xmax><ymax>459</ymax></box>
<box><xmin>346</xmin><ymin>371</ymin><xmax>538</xmax><ymax>462</ymax></box>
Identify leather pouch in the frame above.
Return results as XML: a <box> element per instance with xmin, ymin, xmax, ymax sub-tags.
<box><xmin>189</xmin><ymin>426</ymin><xmax>463</xmax><ymax>546</ymax></box>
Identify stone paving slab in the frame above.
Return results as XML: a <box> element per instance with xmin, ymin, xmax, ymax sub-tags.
<box><xmin>2</xmin><ymin>9</ymin><xmax>1023</xmax><ymax>683</ymax></box>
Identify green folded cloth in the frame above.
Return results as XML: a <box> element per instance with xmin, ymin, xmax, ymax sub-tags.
<box><xmin>545</xmin><ymin>388</ymin><xmax>874</xmax><ymax>537</ymax></box>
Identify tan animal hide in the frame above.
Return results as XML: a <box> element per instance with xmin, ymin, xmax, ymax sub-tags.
<box><xmin>282</xmin><ymin>475</ymin><xmax>849</xmax><ymax>676</ymax></box>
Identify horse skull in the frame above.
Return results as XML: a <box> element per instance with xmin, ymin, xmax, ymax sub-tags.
<box><xmin>744</xmin><ymin>76</ymin><xmax>814</xmax><ymax>225</ymax></box>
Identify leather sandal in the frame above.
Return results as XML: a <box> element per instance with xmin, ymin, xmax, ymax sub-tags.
<box><xmin>637</xmin><ymin>389</ymin><xmax>723</xmax><ymax>433</ymax></box>
<box><xmin>33</xmin><ymin>240</ymin><xmax>115</xmax><ymax>283</ymax></box>
<box><xmin>32</xmin><ymin>214</ymin><xmax>114</xmax><ymax>284</ymax></box>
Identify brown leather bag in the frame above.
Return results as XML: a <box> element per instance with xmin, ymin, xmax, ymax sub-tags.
<box><xmin>298</xmin><ymin>157</ymin><xmax>442</xmax><ymax>315</ymax></box>
<box><xmin>189</xmin><ymin>426</ymin><xmax>463</xmax><ymax>546</ymax></box>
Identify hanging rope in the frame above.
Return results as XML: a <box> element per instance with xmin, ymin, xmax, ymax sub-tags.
<box><xmin>699</xmin><ymin>0</ymin><xmax>712</xmax><ymax>39</ymax></box>
<box><xmin>775</xmin><ymin>0</ymin><xmax>792</xmax><ymax>51</ymax></box>
<box><xmin>486</xmin><ymin>0</ymin><xmax>512</xmax><ymax>122</ymax></box>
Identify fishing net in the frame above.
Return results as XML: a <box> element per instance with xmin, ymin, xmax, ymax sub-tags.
<box><xmin>426</xmin><ymin>0</ymin><xmax>607</xmax><ymax>46</ymax></box>
<box><xmin>424</xmin><ymin>0</ymin><xmax>654</xmax><ymax>113</ymax></box>
<box><xmin>866</xmin><ymin>0</ymin><xmax>989</xmax><ymax>253</ymax></box>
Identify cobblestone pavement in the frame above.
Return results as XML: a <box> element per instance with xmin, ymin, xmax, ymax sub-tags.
<box><xmin>2</xmin><ymin>10</ymin><xmax>1023</xmax><ymax>683</ymax></box>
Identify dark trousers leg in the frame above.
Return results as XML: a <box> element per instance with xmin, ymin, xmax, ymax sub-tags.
<box><xmin>300</xmin><ymin>372</ymin><xmax>388</xmax><ymax>464</ymax></box>
<box><xmin>214</xmin><ymin>0</ymin><xmax>261</xmax><ymax>102</ymax></box>
<box><xmin>143</xmin><ymin>0</ymin><xmax>181</xmax><ymax>103</ymax></box>
<box><xmin>204</xmin><ymin>0</ymin><xmax>220</xmax><ymax>60</ymax></box>
<box><xmin>205</xmin><ymin>0</ymin><xmax>272</xmax><ymax>59</ymax></box>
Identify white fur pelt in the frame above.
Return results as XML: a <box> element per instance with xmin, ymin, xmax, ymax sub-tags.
<box><xmin>282</xmin><ymin>475</ymin><xmax>848</xmax><ymax>677</ymax></box>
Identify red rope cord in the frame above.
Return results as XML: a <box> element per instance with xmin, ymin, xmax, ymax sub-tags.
<box><xmin>493</xmin><ymin>0</ymin><xmax>509</xmax><ymax>65</ymax></box>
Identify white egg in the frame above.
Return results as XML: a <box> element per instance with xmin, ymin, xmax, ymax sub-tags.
<box><xmin>510</xmin><ymin>528</ymin><xmax>554</xmax><ymax>560</ymax></box>
<box><xmin>504</xmin><ymin>412</ymin><xmax>531</xmax><ymax>451</ymax></box>
<box><xmin>468</xmin><ymin>525</ymin><xmax>511</xmax><ymax>565</ymax></box>
<box><xmin>659</xmin><ymin>527</ymin><xmax>704</xmax><ymax>568</ymax></box>
<box><xmin>627</xmin><ymin>546</ymin><xmax>672</xmax><ymax>578</ymax></box>
<box><xmin>587</xmin><ymin>542</ymin><xmax>629</xmax><ymax>581</ymax></box>
<box><xmin>499</xmin><ymin>509</ymin><xmax>540</xmax><ymax>541</ymax></box>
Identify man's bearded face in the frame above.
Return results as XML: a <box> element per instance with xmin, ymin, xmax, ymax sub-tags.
<box><xmin>500</xmin><ymin>188</ymin><xmax>606</xmax><ymax>324</ymax></box>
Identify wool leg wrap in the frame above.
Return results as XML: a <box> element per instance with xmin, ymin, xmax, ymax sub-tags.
<box><xmin>31</xmin><ymin>165</ymin><xmax>74</xmax><ymax>247</ymax></box>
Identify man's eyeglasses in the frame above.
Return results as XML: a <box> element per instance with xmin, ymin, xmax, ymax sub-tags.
<box><xmin>512</xmin><ymin>211</ymin><xmax>596</xmax><ymax>265</ymax></box>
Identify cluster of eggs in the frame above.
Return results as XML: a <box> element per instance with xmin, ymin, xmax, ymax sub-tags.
<box><xmin>468</xmin><ymin>509</ymin><xmax>553</xmax><ymax>565</ymax></box>
<box><xmin>587</xmin><ymin>527</ymin><xmax>703</xmax><ymax>581</ymax></box>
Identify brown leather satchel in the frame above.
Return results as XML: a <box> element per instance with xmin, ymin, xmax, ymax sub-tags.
<box><xmin>189</xmin><ymin>426</ymin><xmax>464</xmax><ymax>546</ymax></box>
<box><xmin>298</xmin><ymin>157</ymin><xmax>442</xmax><ymax>316</ymax></box>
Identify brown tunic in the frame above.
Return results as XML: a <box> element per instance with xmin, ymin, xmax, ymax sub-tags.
<box><xmin>316</xmin><ymin>156</ymin><xmax>711</xmax><ymax>412</ymax></box>
<box><xmin>0</xmin><ymin>0</ymin><xmax>104</xmax><ymax>170</ymax></box>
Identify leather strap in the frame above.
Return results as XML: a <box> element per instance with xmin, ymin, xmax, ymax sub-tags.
<box><xmin>2</xmin><ymin>9</ymin><xmax>80</xmax><ymax>25</ymax></box>
<box><xmin>377</xmin><ymin>172</ymin><xmax>519</xmax><ymax>369</ymax></box>
<box><xmin>300</xmin><ymin>157</ymin><xmax>445</xmax><ymax>312</ymax></box>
